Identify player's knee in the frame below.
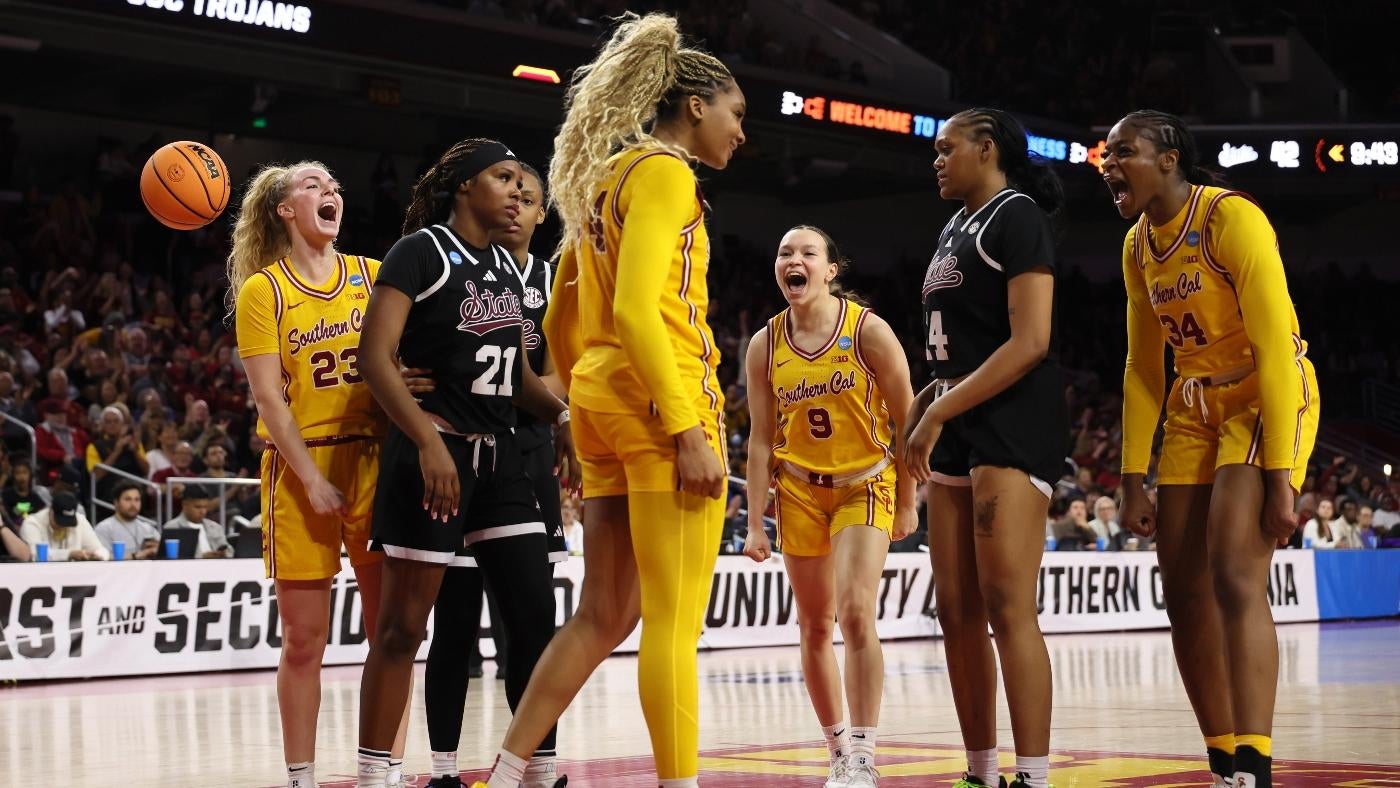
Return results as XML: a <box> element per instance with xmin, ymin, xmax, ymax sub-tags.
<box><xmin>375</xmin><ymin>619</ymin><xmax>427</xmax><ymax>660</ymax></box>
<box><xmin>835</xmin><ymin>596</ymin><xmax>876</xmax><ymax>643</ymax></box>
<box><xmin>934</xmin><ymin>587</ymin><xmax>985</xmax><ymax>635</ymax></box>
<box><xmin>281</xmin><ymin>623</ymin><xmax>330</xmax><ymax>667</ymax></box>
<box><xmin>977</xmin><ymin>578</ymin><xmax>1030</xmax><ymax>632</ymax></box>
<box><xmin>1210</xmin><ymin>561</ymin><xmax>1260</xmax><ymax>614</ymax></box>
<box><xmin>797</xmin><ymin>611</ymin><xmax>836</xmax><ymax>644</ymax></box>
<box><xmin>575</xmin><ymin>601</ymin><xmax>639</xmax><ymax>649</ymax></box>
<box><xmin>1162</xmin><ymin>574</ymin><xmax>1213</xmax><ymax>616</ymax></box>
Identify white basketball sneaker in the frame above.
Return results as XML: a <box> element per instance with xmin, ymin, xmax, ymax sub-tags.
<box><xmin>824</xmin><ymin>754</ymin><xmax>851</xmax><ymax>788</ymax></box>
<box><xmin>845</xmin><ymin>756</ymin><xmax>879</xmax><ymax>787</ymax></box>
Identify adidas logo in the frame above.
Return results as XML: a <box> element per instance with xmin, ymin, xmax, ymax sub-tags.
<box><xmin>484</xmin><ymin>271</ymin><xmax>497</xmax><ymax>282</ymax></box>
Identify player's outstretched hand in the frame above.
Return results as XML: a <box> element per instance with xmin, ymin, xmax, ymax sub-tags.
<box><xmin>419</xmin><ymin>436</ymin><xmax>460</xmax><ymax>523</ymax></box>
<box><xmin>676</xmin><ymin>424</ymin><xmax>725</xmax><ymax>499</ymax></box>
<box><xmin>743</xmin><ymin>526</ymin><xmax>772</xmax><ymax>563</ymax></box>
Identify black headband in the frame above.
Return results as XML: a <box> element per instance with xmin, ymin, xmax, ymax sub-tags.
<box><xmin>448</xmin><ymin>142</ymin><xmax>519</xmax><ymax>192</ymax></box>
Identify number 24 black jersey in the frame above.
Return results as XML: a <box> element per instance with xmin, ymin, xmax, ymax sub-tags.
<box><xmin>921</xmin><ymin>189</ymin><xmax>1057</xmax><ymax>380</ymax></box>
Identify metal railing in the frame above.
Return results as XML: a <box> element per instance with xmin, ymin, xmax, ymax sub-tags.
<box><xmin>164</xmin><ymin>475</ymin><xmax>261</xmax><ymax>534</ymax></box>
<box><xmin>0</xmin><ymin>411</ymin><xmax>36</xmax><ymax>471</ymax></box>
<box><xmin>90</xmin><ymin>463</ymin><xmax>166</xmax><ymax>525</ymax></box>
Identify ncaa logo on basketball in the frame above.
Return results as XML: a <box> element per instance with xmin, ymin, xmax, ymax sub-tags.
<box><xmin>523</xmin><ymin>286</ymin><xmax>545</xmax><ymax>310</ymax></box>
<box><xmin>449</xmin><ymin>251</ymin><xmax>463</xmax><ymax>265</ymax></box>
<box><xmin>1186</xmin><ymin>230</ymin><xmax>1201</xmax><ymax>247</ymax></box>
<box><xmin>348</xmin><ymin>274</ymin><xmax>365</xmax><ymax>287</ymax></box>
<box><xmin>165</xmin><ymin>164</ymin><xmax>185</xmax><ymax>182</ymax></box>
<box><xmin>837</xmin><ymin>336</ymin><xmax>853</xmax><ymax>351</ymax></box>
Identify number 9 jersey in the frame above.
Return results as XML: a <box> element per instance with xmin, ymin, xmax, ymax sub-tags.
<box><xmin>236</xmin><ymin>253</ymin><xmax>384</xmax><ymax>443</ymax></box>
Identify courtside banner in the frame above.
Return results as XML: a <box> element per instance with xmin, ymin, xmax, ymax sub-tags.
<box><xmin>0</xmin><ymin>551</ymin><xmax>1318</xmax><ymax>681</ymax></box>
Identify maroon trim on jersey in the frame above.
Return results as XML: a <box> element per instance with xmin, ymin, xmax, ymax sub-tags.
<box><xmin>1146</xmin><ymin>185</ymin><xmax>1204</xmax><ymax>264</ymax></box>
<box><xmin>1199</xmin><ymin>190</ymin><xmax>1262</xmax><ymax>286</ymax></box>
<box><xmin>278</xmin><ymin>254</ymin><xmax>348</xmax><ymax>301</ymax></box>
<box><xmin>258</xmin><ymin>268</ymin><xmax>294</xmax><ymax>407</ymax></box>
<box><xmin>609</xmin><ymin>150</ymin><xmax>673</xmax><ymax>228</ymax></box>
<box><xmin>783</xmin><ymin>298</ymin><xmax>848</xmax><ymax>362</ymax></box>
<box><xmin>1293</xmin><ymin>333</ymin><xmax>1310</xmax><ymax>466</ymax></box>
<box><xmin>679</xmin><ymin>225</ymin><xmax>720</xmax><ymax>413</ymax></box>
<box><xmin>357</xmin><ymin>255</ymin><xmax>374</xmax><ymax>294</ymax></box>
<box><xmin>265</xmin><ymin>451</ymin><xmax>279</xmax><ymax>577</ymax></box>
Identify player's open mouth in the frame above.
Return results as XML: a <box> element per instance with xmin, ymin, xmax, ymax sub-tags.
<box><xmin>1103</xmin><ymin>174</ymin><xmax>1130</xmax><ymax>209</ymax></box>
<box><xmin>317</xmin><ymin>202</ymin><xmax>337</xmax><ymax>222</ymax></box>
<box><xmin>784</xmin><ymin>270</ymin><xmax>808</xmax><ymax>297</ymax></box>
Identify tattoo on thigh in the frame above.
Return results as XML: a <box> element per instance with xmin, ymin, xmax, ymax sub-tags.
<box><xmin>974</xmin><ymin>496</ymin><xmax>998</xmax><ymax>537</ymax></box>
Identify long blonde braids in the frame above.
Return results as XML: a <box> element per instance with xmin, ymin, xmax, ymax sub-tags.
<box><xmin>224</xmin><ymin>160</ymin><xmax>328</xmax><ymax>319</ymax></box>
<box><xmin>547</xmin><ymin>12</ymin><xmax>732</xmax><ymax>258</ymax></box>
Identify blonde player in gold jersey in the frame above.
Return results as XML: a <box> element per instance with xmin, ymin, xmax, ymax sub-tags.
<box><xmin>232</xmin><ymin>162</ymin><xmax>415</xmax><ymax>788</ymax></box>
<box><xmin>1103</xmin><ymin>110</ymin><xmax>1319</xmax><ymax>788</ymax></box>
<box><xmin>476</xmin><ymin>13</ymin><xmax>745</xmax><ymax>788</ymax></box>
<box><xmin>742</xmin><ymin>226</ymin><xmax>916</xmax><ymax>788</ymax></box>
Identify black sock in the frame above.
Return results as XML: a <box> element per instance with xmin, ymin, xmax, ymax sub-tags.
<box><xmin>1235</xmin><ymin>745</ymin><xmax>1272</xmax><ymax>787</ymax></box>
<box><xmin>1207</xmin><ymin>747</ymin><xmax>1235</xmax><ymax>780</ymax></box>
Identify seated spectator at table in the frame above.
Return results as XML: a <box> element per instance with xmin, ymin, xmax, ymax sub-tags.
<box><xmin>95</xmin><ymin>481</ymin><xmax>160</xmax><ymax>559</ymax></box>
<box><xmin>1</xmin><ymin>516</ymin><xmax>29</xmax><ymax>561</ymax></box>
<box><xmin>152</xmin><ymin>440</ymin><xmax>196</xmax><ymax>510</ymax></box>
<box><xmin>35</xmin><ymin>397</ymin><xmax>89</xmax><ymax>484</ymax></box>
<box><xmin>2</xmin><ymin>454</ymin><xmax>49</xmax><ymax>526</ymax></box>
<box><xmin>163</xmin><ymin>483</ymin><xmax>229</xmax><ymax>558</ymax></box>
<box><xmin>1373</xmin><ymin>493</ymin><xmax>1400</xmax><ymax>532</ymax></box>
<box><xmin>1358</xmin><ymin>506</ymin><xmax>1384</xmax><ymax>548</ymax></box>
<box><xmin>1088</xmin><ymin>495</ymin><xmax>1122</xmax><ymax>550</ymax></box>
<box><xmin>1053</xmin><ymin>497</ymin><xmax>1097</xmax><ymax>550</ymax></box>
<box><xmin>1331</xmin><ymin>497</ymin><xmax>1365</xmax><ymax>549</ymax></box>
<box><xmin>20</xmin><ymin>490</ymin><xmax>107</xmax><ymax>561</ymax></box>
<box><xmin>1303</xmin><ymin>498</ymin><xmax>1337</xmax><ymax>549</ymax></box>
<box><xmin>86</xmin><ymin>405</ymin><xmax>149</xmax><ymax>503</ymax></box>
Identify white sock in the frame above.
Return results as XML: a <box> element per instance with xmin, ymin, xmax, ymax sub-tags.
<box><xmin>430</xmin><ymin>751</ymin><xmax>457</xmax><ymax>779</ymax></box>
<box><xmin>522</xmin><ymin>750</ymin><xmax>558</xmax><ymax>783</ymax></box>
<box><xmin>967</xmin><ymin>747</ymin><xmax>999</xmax><ymax>783</ymax></box>
<box><xmin>357</xmin><ymin>748</ymin><xmax>391</xmax><ymax>788</ymax></box>
<box><xmin>658</xmin><ymin>779</ymin><xmax>699</xmax><ymax>788</ymax></box>
<box><xmin>486</xmin><ymin>749</ymin><xmax>529</xmax><ymax>788</ymax></box>
<box><xmin>821</xmin><ymin>720</ymin><xmax>852</xmax><ymax>760</ymax></box>
<box><xmin>850</xmin><ymin>726</ymin><xmax>877</xmax><ymax>768</ymax></box>
<box><xmin>1014</xmin><ymin>754</ymin><xmax>1050</xmax><ymax>788</ymax></box>
<box><xmin>386</xmin><ymin>758</ymin><xmax>403</xmax><ymax>785</ymax></box>
<box><xmin>287</xmin><ymin>761</ymin><xmax>314</xmax><ymax>788</ymax></box>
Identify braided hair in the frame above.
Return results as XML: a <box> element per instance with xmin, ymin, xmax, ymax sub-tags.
<box><xmin>402</xmin><ymin>138</ymin><xmax>496</xmax><ymax>235</ymax></box>
<box><xmin>1118</xmin><ymin>109</ymin><xmax>1221</xmax><ymax>186</ymax></box>
<box><xmin>946</xmin><ymin>107</ymin><xmax>1065</xmax><ymax>219</ymax></box>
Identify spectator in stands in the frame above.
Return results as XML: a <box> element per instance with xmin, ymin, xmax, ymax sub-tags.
<box><xmin>35</xmin><ymin>397</ymin><xmax>88</xmax><ymax>484</ymax></box>
<box><xmin>0</xmin><ymin>370</ymin><xmax>37</xmax><ymax>432</ymax></box>
<box><xmin>199</xmin><ymin>443</ymin><xmax>242</xmax><ymax>523</ymax></box>
<box><xmin>151</xmin><ymin>440</ymin><xmax>194</xmax><ymax>488</ymax></box>
<box><xmin>163</xmin><ymin>483</ymin><xmax>229</xmax><ymax>558</ymax></box>
<box><xmin>0</xmin><ymin>514</ymin><xmax>27</xmax><ymax>561</ymax></box>
<box><xmin>44</xmin><ymin>286</ymin><xmax>86</xmax><ymax>335</ymax></box>
<box><xmin>21</xmin><ymin>490</ymin><xmax>107</xmax><ymax>561</ymax></box>
<box><xmin>1303</xmin><ymin>498</ymin><xmax>1337</xmax><ymax>548</ymax></box>
<box><xmin>1088</xmin><ymin>495</ymin><xmax>1122</xmax><ymax>550</ymax></box>
<box><xmin>1373</xmin><ymin>492</ymin><xmax>1400</xmax><ymax>532</ymax></box>
<box><xmin>1053</xmin><ymin>497</ymin><xmax>1097</xmax><ymax>550</ymax></box>
<box><xmin>562</xmin><ymin>496</ymin><xmax>583</xmax><ymax>556</ymax></box>
<box><xmin>2</xmin><ymin>454</ymin><xmax>48</xmax><ymax>526</ymax></box>
<box><xmin>144</xmin><ymin>421</ymin><xmax>179</xmax><ymax>479</ymax></box>
<box><xmin>94</xmin><ymin>481</ymin><xmax>159</xmax><ymax>559</ymax></box>
<box><xmin>43</xmin><ymin>368</ymin><xmax>78</xmax><ymax>405</ymax></box>
<box><xmin>1358</xmin><ymin>506</ymin><xmax>1383</xmax><ymax>548</ymax></box>
<box><xmin>1331</xmin><ymin>497</ymin><xmax>1364</xmax><ymax>549</ymax></box>
<box><xmin>86</xmin><ymin>404</ymin><xmax>148</xmax><ymax>504</ymax></box>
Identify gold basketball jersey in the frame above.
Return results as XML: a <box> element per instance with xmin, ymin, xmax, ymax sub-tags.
<box><xmin>767</xmin><ymin>299</ymin><xmax>893</xmax><ymax>477</ymax></box>
<box><xmin>236</xmin><ymin>254</ymin><xmax>383</xmax><ymax>443</ymax></box>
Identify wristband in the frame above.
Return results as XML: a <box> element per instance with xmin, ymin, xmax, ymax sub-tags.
<box><xmin>555</xmin><ymin>408</ymin><xmax>570</xmax><ymax>428</ymax></box>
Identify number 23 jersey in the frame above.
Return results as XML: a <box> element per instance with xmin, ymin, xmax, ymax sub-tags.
<box><xmin>376</xmin><ymin>224</ymin><xmax>525</xmax><ymax>435</ymax></box>
<box><xmin>921</xmin><ymin>189</ymin><xmax>1056</xmax><ymax>380</ymax></box>
<box><xmin>237</xmin><ymin>253</ymin><xmax>384</xmax><ymax>443</ymax></box>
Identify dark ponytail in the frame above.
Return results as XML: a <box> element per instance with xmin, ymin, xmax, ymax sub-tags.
<box><xmin>1118</xmin><ymin>109</ymin><xmax>1222</xmax><ymax>186</ymax></box>
<box><xmin>789</xmin><ymin>224</ymin><xmax>868</xmax><ymax>307</ymax></box>
<box><xmin>948</xmin><ymin>107</ymin><xmax>1065</xmax><ymax>219</ymax></box>
<box><xmin>402</xmin><ymin>138</ymin><xmax>494</xmax><ymax>235</ymax></box>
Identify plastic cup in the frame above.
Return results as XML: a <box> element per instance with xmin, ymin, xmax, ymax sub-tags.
<box><xmin>35</xmin><ymin>543</ymin><xmax>48</xmax><ymax>562</ymax></box>
<box><xmin>1303</xmin><ymin>537</ymin><xmax>1313</xmax><ymax>549</ymax></box>
<box><xmin>1096</xmin><ymin>536</ymin><xmax>1108</xmax><ymax>552</ymax></box>
<box><xmin>1045</xmin><ymin>536</ymin><xmax>1057</xmax><ymax>551</ymax></box>
<box><xmin>164</xmin><ymin>538</ymin><xmax>179</xmax><ymax>559</ymax></box>
<box><xmin>112</xmin><ymin>542</ymin><xmax>125</xmax><ymax>561</ymax></box>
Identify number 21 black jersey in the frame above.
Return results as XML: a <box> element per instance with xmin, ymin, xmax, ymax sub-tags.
<box><xmin>921</xmin><ymin>189</ymin><xmax>1057</xmax><ymax>380</ymax></box>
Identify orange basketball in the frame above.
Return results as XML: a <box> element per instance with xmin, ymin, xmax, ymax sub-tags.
<box><xmin>139</xmin><ymin>141</ymin><xmax>231</xmax><ymax>230</ymax></box>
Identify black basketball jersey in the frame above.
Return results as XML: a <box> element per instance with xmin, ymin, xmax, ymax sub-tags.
<box><xmin>509</xmin><ymin>252</ymin><xmax>553</xmax><ymax>432</ymax></box>
<box><xmin>376</xmin><ymin>224</ymin><xmax>524</xmax><ymax>435</ymax></box>
<box><xmin>921</xmin><ymin>189</ymin><xmax>1057</xmax><ymax>380</ymax></box>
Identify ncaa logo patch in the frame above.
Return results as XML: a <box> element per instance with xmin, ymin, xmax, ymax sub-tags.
<box><xmin>837</xmin><ymin>336</ymin><xmax>853</xmax><ymax>351</ymax></box>
<box><xmin>348</xmin><ymin>274</ymin><xmax>364</xmax><ymax>286</ymax></box>
<box><xmin>1186</xmin><ymin>230</ymin><xmax>1201</xmax><ymax>247</ymax></box>
<box><xmin>523</xmin><ymin>286</ymin><xmax>545</xmax><ymax>309</ymax></box>
<box><xmin>967</xmin><ymin>221</ymin><xmax>981</xmax><ymax>235</ymax></box>
<box><xmin>449</xmin><ymin>251</ymin><xmax>464</xmax><ymax>265</ymax></box>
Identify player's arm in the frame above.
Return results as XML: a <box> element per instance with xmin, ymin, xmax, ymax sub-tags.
<box><xmin>236</xmin><ymin>275</ymin><xmax>344</xmax><ymax>515</ymax></box>
<box><xmin>1120</xmin><ymin>231</ymin><xmax>1167</xmax><ymax>482</ymax></box>
<box><xmin>612</xmin><ymin>156</ymin><xmax>702</xmax><ymax>436</ymax></box>
<box><xmin>542</xmin><ymin>247</ymin><xmax>581</xmax><ymax>393</ymax></box>
<box><xmin>743</xmin><ymin>328</ymin><xmax>776</xmax><ymax>542</ymax></box>
<box><xmin>0</xmin><ymin>522</ymin><xmax>29</xmax><ymax>562</ymax></box>
<box><xmin>512</xmin><ymin>331</ymin><xmax>577</xmax><ymax>492</ymax></box>
<box><xmin>1211</xmin><ymin>198</ymin><xmax>1305</xmax><ymax>479</ymax></box>
<box><xmin>539</xmin><ymin>350</ymin><xmax>566</xmax><ymax>401</ymax></box>
<box><xmin>858</xmin><ymin>313</ymin><xmax>917</xmax><ymax>510</ymax></box>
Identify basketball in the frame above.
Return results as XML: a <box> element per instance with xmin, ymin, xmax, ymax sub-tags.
<box><xmin>139</xmin><ymin>141</ymin><xmax>231</xmax><ymax>230</ymax></box>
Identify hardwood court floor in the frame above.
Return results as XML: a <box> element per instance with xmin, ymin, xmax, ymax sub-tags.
<box><xmin>4</xmin><ymin>621</ymin><xmax>1398</xmax><ymax>786</ymax></box>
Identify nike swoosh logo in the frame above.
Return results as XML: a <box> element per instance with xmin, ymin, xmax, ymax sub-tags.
<box><xmin>776</xmin><ymin>359</ymin><xmax>791</xmax><ymax>367</ymax></box>
<box><xmin>287</xmin><ymin>302</ymin><xmax>305</xmax><ymax>311</ymax></box>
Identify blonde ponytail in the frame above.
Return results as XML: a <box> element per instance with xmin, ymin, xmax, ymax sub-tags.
<box><xmin>224</xmin><ymin>160</ymin><xmax>328</xmax><ymax>319</ymax></box>
<box><xmin>547</xmin><ymin>12</ymin><xmax>732</xmax><ymax>258</ymax></box>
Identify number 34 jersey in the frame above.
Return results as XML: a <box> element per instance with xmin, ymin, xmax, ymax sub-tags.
<box><xmin>767</xmin><ymin>299</ymin><xmax>893</xmax><ymax>477</ymax></box>
<box><xmin>237</xmin><ymin>253</ymin><xmax>385</xmax><ymax>444</ymax></box>
<box><xmin>921</xmin><ymin>189</ymin><xmax>1057</xmax><ymax>380</ymax></box>
<box><xmin>375</xmin><ymin>224</ymin><xmax>525</xmax><ymax>435</ymax></box>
